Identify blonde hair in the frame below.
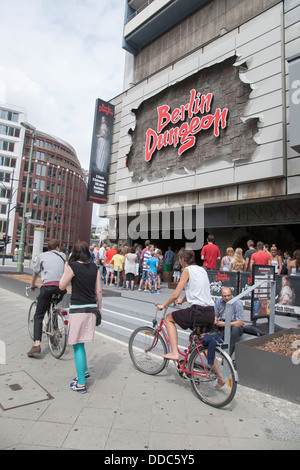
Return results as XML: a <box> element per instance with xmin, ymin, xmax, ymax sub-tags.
<box><xmin>231</xmin><ymin>248</ymin><xmax>244</xmax><ymax>271</ymax></box>
<box><xmin>226</xmin><ymin>247</ymin><xmax>234</xmax><ymax>257</ymax></box>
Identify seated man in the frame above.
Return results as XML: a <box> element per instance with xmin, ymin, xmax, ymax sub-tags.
<box><xmin>214</xmin><ymin>287</ymin><xmax>244</xmax><ymax>356</ymax></box>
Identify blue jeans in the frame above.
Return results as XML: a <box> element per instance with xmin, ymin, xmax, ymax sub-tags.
<box><xmin>201</xmin><ymin>333</ymin><xmax>223</xmax><ymax>365</ymax></box>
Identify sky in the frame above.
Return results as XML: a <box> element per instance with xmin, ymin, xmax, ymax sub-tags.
<box><xmin>0</xmin><ymin>0</ymin><xmax>126</xmax><ymax>172</ymax></box>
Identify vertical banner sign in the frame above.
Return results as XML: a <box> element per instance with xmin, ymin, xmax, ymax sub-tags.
<box><xmin>87</xmin><ymin>98</ymin><xmax>115</xmax><ymax>204</ymax></box>
<box><xmin>251</xmin><ymin>265</ymin><xmax>275</xmax><ymax>321</ymax></box>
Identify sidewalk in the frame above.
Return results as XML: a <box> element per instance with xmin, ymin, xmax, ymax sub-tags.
<box><xmin>0</xmin><ymin>282</ymin><xmax>300</xmax><ymax>450</ymax></box>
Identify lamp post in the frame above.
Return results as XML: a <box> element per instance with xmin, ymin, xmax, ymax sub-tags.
<box><xmin>17</xmin><ymin>121</ymin><xmax>36</xmax><ymax>273</ymax></box>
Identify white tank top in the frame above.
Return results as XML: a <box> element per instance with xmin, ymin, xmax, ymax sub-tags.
<box><xmin>184</xmin><ymin>265</ymin><xmax>214</xmax><ymax>307</ymax></box>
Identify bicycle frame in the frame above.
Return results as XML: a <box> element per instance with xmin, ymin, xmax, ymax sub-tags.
<box><xmin>150</xmin><ymin>309</ymin><xmax>214</xmax><ymax>380</ymax></box>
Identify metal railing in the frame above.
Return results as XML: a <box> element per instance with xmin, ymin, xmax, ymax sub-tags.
<box><xmin>126</xmin><ymin>0</ymin><xmax>156</xmax><ymax>24</ymax></box>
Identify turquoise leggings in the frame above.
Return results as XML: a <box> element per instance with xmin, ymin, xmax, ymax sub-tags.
<box><xmin>73</xmin><ymin>343</ymin><xmax>88</xmax><ymax>385</ymax></box>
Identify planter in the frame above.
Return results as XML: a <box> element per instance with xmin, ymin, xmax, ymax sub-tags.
<box><xmin>235</xmin><ymin>328</ymin><xmax>300</xmax><ymax>404</ymax></box>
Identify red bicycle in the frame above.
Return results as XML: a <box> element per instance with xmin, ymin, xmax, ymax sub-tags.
<box><xmin>128</xmin><ymin>307</ymin><xmax>237</xmax><ymax>408</ymax></box>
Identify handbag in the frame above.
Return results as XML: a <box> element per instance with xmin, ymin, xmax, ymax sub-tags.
<box><xmin>95</xmin><ymin>310</ymin><xmax>102</xmax><ymax>326</ymax></box>
<box><xmin>69</xmin><ymin>306</ymin><xmax>102</xmax><ymax>326</ymax></box>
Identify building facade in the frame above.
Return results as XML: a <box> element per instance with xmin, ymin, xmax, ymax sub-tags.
<box><xmin>0</xmin><ymin>103</ymin><xmax>26</xmax><ymax>253</ymax></box>
<box><xmin>12</xmin><ymin>129</ymin><xmax>92</xmax><ymax>255</ymax></box>
<box><xmin>100</xmin><ymin>0</ymin><xmax>300</xmax><ymax>255</ymax></box>
<box><xmin>0</xmin><ymin>103</ymin><xmax>93</xmax><ymax>257</ymax></box>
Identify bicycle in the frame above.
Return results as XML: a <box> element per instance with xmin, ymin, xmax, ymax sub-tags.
<box><xmin>128</xmin><ymin>306</ymin><xmax>238</xmax><ymax>408</ymax></box>
<box><xmin>26</xmin><ymin>286</ymin><xmax>68</xmax><ymax>359</ymax></box>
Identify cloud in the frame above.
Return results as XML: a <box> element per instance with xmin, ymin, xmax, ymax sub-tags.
<box><xmin>0</xmin><ymin>0</ymin><xmax>126</xmax><ymax>168</ymax></box>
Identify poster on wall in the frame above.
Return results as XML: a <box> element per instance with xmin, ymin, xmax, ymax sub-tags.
<box><xmin>87</xmin><ymin>98</ymin><xmax>115</xmax><ymax>204</ymax></box>
<box><xmin>251</xmin><ymin>265</ymin><xmax>275</xmax><ymax>321</ymax></box>
<box><xmin>206</xmin><ymin>270</ymin><xmax>239</xmax><ymax>301</ymax></box>
<box><xmin>275</xmin><ymin>274</ymin><xmax>300</xmax><ymax>316</ymax></box>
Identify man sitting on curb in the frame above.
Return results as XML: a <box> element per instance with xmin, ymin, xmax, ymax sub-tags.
<box><xmin>214</xmin><ymin>287</ymin><xmax>244</xmax><ymax>357</ymax></box>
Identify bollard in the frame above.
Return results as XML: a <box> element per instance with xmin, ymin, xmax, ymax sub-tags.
<box><xmin>0</xmin><ymin>340</ymin><xmax>6</xmax><ymax>365</ymax></box>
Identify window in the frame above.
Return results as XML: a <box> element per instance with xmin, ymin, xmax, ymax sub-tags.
<box><xmin>0</xmin><ymin>109</ymin><xmax>19</xmax><ymax>122</ymax></box>
<box><xmin>0</xmin><ymin>125</ymin><xmax>20</xmax><ymax>138</ymax></box>
<box><xmin>0</xmin><ymin>172</ymin><xmax>11</xmax><ymax>183</ymax></box>
<box><xmin>0</xmin><ymin>140</ymin><xmax>14</xmax><ymax>152</ymax></box>
<box><xmin>0</xmin><ymin>156</ymin><xmax>16</xmax><ymax>167</ymax></box>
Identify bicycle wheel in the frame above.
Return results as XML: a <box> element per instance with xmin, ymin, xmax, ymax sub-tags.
<box><xmin>129</xmin><ymin>326</ymin><xmax>168</xmax><ymax>375</ymax></box>
<box><xmin>28</xmin><ymin>301</ymin><xmax>37</xmax><ymax>340</ymax></box>
<box><xmin>188</xmin><ymin>346</ymin><xmax>237</xmax><ymax>408</ymax></box>
<box><xmin>47</xmin><ymin>310</ymin><xmax>67</xmax><ymax>359</ymax></box>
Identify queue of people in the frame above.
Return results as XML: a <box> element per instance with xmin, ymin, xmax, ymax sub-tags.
<box><xmin>89</xmin><ymin>241</ymin><xmax>176</xmax><ymax>294</ymax></box>
<box><xmin>203</xmin><ymin>236</ymin><xmax>300</xmax><ymax>276</ymax></box>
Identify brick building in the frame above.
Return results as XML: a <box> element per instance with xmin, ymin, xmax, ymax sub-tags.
<box><xmin>12</xmin><ymin>129</ymin><xmax>92</xmax><ymax>255</ymax></box>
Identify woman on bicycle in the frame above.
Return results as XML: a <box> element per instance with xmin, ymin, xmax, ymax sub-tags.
<box><xmin>157</xmin><ymin>248</ymin><xmax>225</xmax><ymax>388</ymax></box>
<box><xmin>59</xmin><ymin>241</ymin><xmax>102</xmax><ymax>393</ymax></box>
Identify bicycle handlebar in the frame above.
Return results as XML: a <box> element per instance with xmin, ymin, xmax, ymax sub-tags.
<box><xmin>25</xmin><ymin>285</ymin><xmax>40</xmax><ymax>296</ymax></box>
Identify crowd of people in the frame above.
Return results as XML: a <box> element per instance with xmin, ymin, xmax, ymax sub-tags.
<box><xmin>89</xmin><ymin>241</ymin><xmax>178</xmax><ymax>293</ymax></box>
<box><xmin>26</xmin><ymin>235</ymin><xmax>299</xmax><ymax>394</ymax></box>
<box><xmin>89</xmin><ymin>237</ymin><xmax>300</xmax><ymax>293</ymax></box>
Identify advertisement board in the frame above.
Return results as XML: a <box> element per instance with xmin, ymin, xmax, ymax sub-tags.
<box><xmin>87</xmin><ymin>98</ymin><xmax>115</xmax><ymax>204</ymax></box>
<box><xmin>251</xmin><ymin>265</ymin><xmax>275</xmax><ymax>321</ymax></box>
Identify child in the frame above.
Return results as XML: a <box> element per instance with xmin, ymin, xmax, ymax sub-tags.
<box><xmin>173</xmin><ymin>258</ymin><xmax>181</xmax><ymax>283</ymax></box>
<box><xmin>146</xmin><ymin>251</ymin><xmax>159</xmax><ymax>294</ymax></box>
<box><xmin>111</xmin><ymin>248</ymin><xmax>124</xmax><ymax>286</ymax></box>
<box><xmin>156</xmin><ymin>249</ymin><xmax>164</xmax><ymax>289</ymax></box>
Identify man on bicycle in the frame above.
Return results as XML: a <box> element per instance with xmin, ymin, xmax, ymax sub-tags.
<box><xmin>27</xmin><ymin>239</ymin><xmax>66</xmax><ymax>357</ymax></box>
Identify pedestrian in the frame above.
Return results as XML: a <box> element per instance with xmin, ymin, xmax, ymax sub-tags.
<box><xmin>244</xmin><ymin>240</ymin><xmax>257</xmax><ymax>271</ymax></box>
<box><xmin>99</xmin><ymin>242</ymin><xmax>107</xmax><ymax>280</ymax></box>
<box><xmin>163</xmin><ymin>246</ymin><xmax>175</xmax><ymax>272</ymax></box>
<box><xmin>59</xmin><ymin>241</ymin><xmax>102</xmax><ymax>393</ymax></box>
<box><xmin>214</xmin><ymin>287</ymin><xmax>244</xmax><ymax>357</ymax></box>
<box><xmin>250</xmin><ymin>241</ymin><xmax>271</xmax><ymax>271</ymax></box>
<box><xmin>156</xmin><ymin>249</ymin><xmax>164</xmax><ymax>289</ymax></box>
<box><xmin>27</xmin><ymin>239</ymin><xmax>66</xmax><ymax>357</ymax></box>
<box><xmin>229</xmin><ymin>248</ymin><xmax>246</xmax><ymax>272</ymax></box>
<box><xmin>288</xmin><ymin>249</ymin><xmax>300</xmax><ymax>276</ymax></box>
<box><xmin>139</xmin><ymin>243</ymin><xmax>153</xmax><ymax>291</ymax></box>
<box><xmin>156</xmin><ymin>248</ymin><xmax>225</xmax><ymax>388</ymax></box>
<box><xmin>270</xmin><ymin>245</ymin><xmax>283</xmax><ymax>274</ymax></box>
<box><xmin>111</xmin><ymin>248</ymin><xmax>125</xmax><ymax>286</ymax></box>
<box><xmin>146</xmin><ymin>249</ymin><xmax>159</xmax><ymax>294</ymax></box>
<box><xmin>201</xmin><ymin>235</ymin><xmax>221</xmax><ymax>270</ymax></box>
<box><xmin>89</xmin><ymin>245</ymin><xmax>96</xmax><ymax>263</ymax></box>
<box><xmin>105</xmin><ymin>244</ymin><xmax>117</xmax><ymax>286</ymax></box>
<box><xmin>124</xmin><ymin>246</ymin><xmax>138</xmax><ymax>290</ymax></box>
<box><xmin>172</xmin><ymin>257</ymin><xmax>182</xmax><ymax>283</ymax></box>
<box><xmin>220</xmin><ymin>247</ymin><xmax>234</xmax><ymax>271</ymax></box>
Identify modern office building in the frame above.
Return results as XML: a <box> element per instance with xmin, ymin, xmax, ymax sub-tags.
<box><xmin>0</xmin><ymin>103</ymin><xmax>26</xmax><ymax>254</ymax></box>
<box><xmin>100</xmin><ymin>0</ymin><xmax>300</xmax><ymax>254</ymax></box>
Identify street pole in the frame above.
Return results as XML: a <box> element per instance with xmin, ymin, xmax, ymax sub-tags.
<box><xmin>17</xmin><ymin>122</ymin><xmax>36</xmax><ymax>273</ymax></box>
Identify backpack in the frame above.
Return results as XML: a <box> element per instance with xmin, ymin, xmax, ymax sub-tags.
<box><xmin>157</xmin><ymin>258</ymin><xmax>164</xmax><ymax>274</ymax></box>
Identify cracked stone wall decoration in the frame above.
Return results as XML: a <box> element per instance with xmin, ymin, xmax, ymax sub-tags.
<box><xmin>127</xmin><ymin>56</ymin><xmax>259</xmax><ymax>183</ymax></box>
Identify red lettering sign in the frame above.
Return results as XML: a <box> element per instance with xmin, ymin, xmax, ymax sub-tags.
<box><xmin>145</xmin><ymin>89</ymin><xmax>228</xmax><ymax>162</ymax></box>
<box><xmin>98</xmin><ymin>104</ymin><xmax>114</xmax><ymax>116</ymax></box>
<box><xmin>215</xmin><ymin>272</ymin><xmax>230</xmax><ymax>282</ymax></box>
